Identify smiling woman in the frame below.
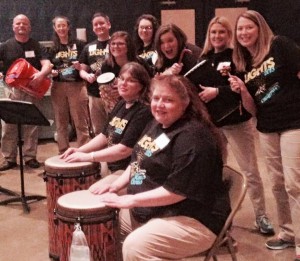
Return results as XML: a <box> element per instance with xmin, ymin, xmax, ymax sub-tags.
<box><xmin>154</xmin><ymin>23</ymin><xmax>198</xmax><ymax>77</ymax></box>
<box><xmin>49</xmin><ymin>15</ymin><xmax>90</xmax><ymax>155</ymax></box>
<box><xmin>90</xmin><ymin>74</ymin><xmax>230</xmax><ymax>260</ymax></box>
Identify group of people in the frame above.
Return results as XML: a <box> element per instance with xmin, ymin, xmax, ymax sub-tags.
<box><xmin>0</xmin><ymin>9</ymin><xmax>299</xmax><ymax>261</ymax></box>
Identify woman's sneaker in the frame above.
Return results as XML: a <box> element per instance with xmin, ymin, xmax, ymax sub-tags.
<box><xmin>255</xmin><ymin>215</ymin><xmax>275</xmax><ymax>235</ymax></box>
<box><xmin>265</xmin><ymin>238</ymin><xmax>295</xmax><ymax>250</ymax></box>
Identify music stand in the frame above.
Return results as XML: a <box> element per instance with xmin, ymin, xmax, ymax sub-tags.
<box><xmin>0</xmin><ymin>99</ymin><xmax>50</xmax><ymax>213</ymax></box>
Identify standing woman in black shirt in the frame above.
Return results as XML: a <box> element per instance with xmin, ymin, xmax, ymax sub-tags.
<box><xmin>230</xmin><ymin>10</ymin><xmax>300</xmax><ymax>260</ymax></box>
<box><xmin>197</xmin><ymin>16</ymin><xmax>274</xmax><ymax>235</ymax></box>
<box><xmin>154</xmin><ymin>23</ymin><xmax>198</xmax><ymax>76</ymax></box>
<box><xmin>133</xmin><ymin>14</ymin><xmax>159</xmax><ymax>70</ymax></box>
<box><xmin>49</xmin><ymin>16</ymin><xmax>90</xmax><ymax>154</ymax></box>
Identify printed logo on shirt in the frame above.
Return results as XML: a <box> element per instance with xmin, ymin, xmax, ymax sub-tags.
<box><xmin>109</xmin><ymin>116</ymin><xmax>128</xmax><ymax>134</ymax></box>
<box><xmin>137</xmin><ymin>134</ymin><xmax>159</xmax><ymax>157</ymax></box>
<box><xmin>130</xmin><ymin>161</ymin><xmax>146</xmax><ymax>185</ymax></box>
<box><xmin>258</xmin><ymin>82</ymin><xmax>281</xmax><ymax>104</ymax></box>
<box><xmin>245</xmin><ymin>57</ymin><xmax>275</xmax><ymax>83</ymax></box>
<box><xmin>139</xmin><ymin>50</ymin><xmax>156</xmax><ymax>60</ymax></box>
<box><xmin>55</xmin><ymin>50</ymin><xmax>78</xmax><ymax>60</ymax></box>
<box><xmin>88</xmin><ymin>48</ymin><xmax>109</xmax><ymax>57</ymax></box>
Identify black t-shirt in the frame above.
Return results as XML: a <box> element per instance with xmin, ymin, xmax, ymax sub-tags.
<box><xmin>189</xmin><ymin>48</ymin><xmax>251</xmax><ymax>126</ymax></box>
<box><xmin>102</xmin><ymin>100</ymin><xmax>153</xmax><ymax>172</ymax></box>
<box><xmin>127</xmin><ymin>117</ymin><xmax>230</xmax><ymax>235</ymax></box>
<box><xmin>78</xmin><ymin>39</ymin><xmax>109</xmax><ymax>97</ymax></box>
<box><xmin>0</xmin><ymin>37</ymin><xmax>49</xmax><ymax>74</ymax></box>
<box><xmin>244</xmin><ymin>36</ymin><xmax>300</xmax><ymax>133</ymax></box>
<box><xmin>49</xmin><ymin>39</ymin><xmax>85</xmax><ymax>82</ymax></box>
<box><xmin>156</xmin><ymin>51</ymin><xmax>198</xmax><ymax>77</ymax></box>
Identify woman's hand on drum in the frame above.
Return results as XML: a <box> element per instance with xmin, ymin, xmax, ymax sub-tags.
<box><xmin>198</xmin><ymin>85</ymin><xmax>218</xmax><ymax>103</ymax></box>
<box><xmin>59</xmin><ymin>147</ymin><xmax>78</xmax><ymax>159</ymax></box>
<box><xmin>89</xmin><ymin>183</ymin><xmax>110</xmax><ymax>195</ymax></box>
<box><xmin>62</xmin><ymin>152</ymin><xmax>90</xmax><ymax>163</ymax></box>
<box><xmin>100</xmin><ymin>193</ymin><xmax>135</xmax><ymax>209</ymax></box>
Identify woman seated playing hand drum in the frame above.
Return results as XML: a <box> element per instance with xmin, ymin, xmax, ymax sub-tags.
<box><xmin>92</xmin><ymin>74</ymin><xmax>231</xmax><ymax>260</ymax></box>
<box><xmin>60</xmin><ymin>62</ymin><xmax>153</xmax><ymax>186</ymax></box>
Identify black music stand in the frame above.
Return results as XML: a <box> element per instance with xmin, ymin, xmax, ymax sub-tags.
<box><xmin>0</xmin><ymin>99</ymin><xmax>50</xmax><ymax>213</ymax></box>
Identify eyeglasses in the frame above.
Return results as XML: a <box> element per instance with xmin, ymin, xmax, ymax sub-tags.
<box><xmin>139</xmin><ymin>26</ymin><xmax>153</xmax><ymax>31</ymax></box>
<box><xmin>118</xmin><ymin>77</ymin><xmax>139</xmax><ymax>85</ymax></box>
<box><xmin>110</xmin><ymin>42</ymin><xmax>126</xmax><ymax>47</ymax></box>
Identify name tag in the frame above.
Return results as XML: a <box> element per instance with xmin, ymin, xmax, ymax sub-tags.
<box><xmin>154</xmin><ymin>133</ymin><xmax>170</xmax><ymax>150</ymax></box>
<box><xmin>25</xmin><ymin>51</ymin><xmax>35</xmax><ymax>58</ymax></box>
<box><xmin>217</xmin><ymin>61</ymin><xmax>231</xmax><ymax>71</ymax></box>
<box><xmin>88</xmin><ymin>44</ymin><xmax>97</xmax><ymax>52</ymax></box>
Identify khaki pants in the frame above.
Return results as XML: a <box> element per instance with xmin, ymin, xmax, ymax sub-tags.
<box><xmin>51</xmin><ymin>81</ymin><xmax>90</xmax><ymax>154</ymax></box>
<box><xmin>259</xmin><ymin>129</ymin><xmax>300</xmax><ymax>256</ymax></box>
<box><xmin>222</xmin><ymin>119</ymin><xmax>267</xmax><ymax>218</ymax></box>
<box><xmin>1</xmin><ymin>87</ymin><xmax>41</xmax><ymax>162</ymax></box>
<box><xmin>121</xmin><ymin>214</ymin><xmax>216</xmax><ymax>260</ymax></box>
<box><xmin>88</xmin><ymin>96</ymin><xmax>108</xmax><ymax>136</ymax></box>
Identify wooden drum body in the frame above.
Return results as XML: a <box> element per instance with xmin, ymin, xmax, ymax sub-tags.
<box><xmin>43</xmin><ymin>155</ymin><xmax>101</xmax><ymax>260</ymax></box>
<box><xmin>56</xmin><ymin>190</ymin><xmax>118</xmax><ymax>261</ymax></box>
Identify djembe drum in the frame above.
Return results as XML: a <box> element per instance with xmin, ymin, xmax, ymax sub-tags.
<box><xmin>55</xmin><ymin>190</ymin><xmax>118</xmax><ymax>261</ymax></box>
<box><xmin>43</xmin><ymin>155</ymin><xmax>101</xmax><ymax>260</ymax></box>
<box><xmin>97</xmin><ymin>72</ymin><xmax>120</xmax><ymax>113</ymax></box>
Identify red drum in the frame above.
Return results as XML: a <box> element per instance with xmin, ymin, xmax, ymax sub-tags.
<box><xmin>5</xmin><ymin>58</ymin><xmax>51</xmax><ymax>99</ymax></box>
<box><xmin>56</xmin><ymin>190</ymin><xmax>118</xmax><ymax>261</ymax></box>
<box><xmin>97</xmin><ymin>72</ymin><xmax>120</xmax><ymax>113</ymax></box>
<box><xmin>43</xmin><ymin>155</ymin><xmax>101</xmax><ymax>260</ymax></box>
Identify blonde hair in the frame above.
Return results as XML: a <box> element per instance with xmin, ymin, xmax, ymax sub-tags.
<box><xmin>233</xmin><ymin>10</ymin><xmax>274</xmax><ymax>72</ymax></box>
<box><xmin>201</xmin><ymin>16</ymin><xmax>233</xmax><ymax>56</ymax></box>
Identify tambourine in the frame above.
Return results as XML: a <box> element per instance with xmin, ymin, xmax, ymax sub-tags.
<box><xmin>97</xmin><ymin>72</ymin><xmax>120</xmax><ymax>113</ymax></box>
<box><xmin>5</xmin><ymin>58</ymin><xmax>52</xmax><ymax>99</ymax></box>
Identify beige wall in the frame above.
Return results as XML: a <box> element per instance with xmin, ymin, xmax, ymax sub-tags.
<box><xmin>215</xmin><ymin>7</ymin><xmax>247</xmax><ymax>30</ymax></box>
<box><xmin>161</xmin><ymin>9</ymin><xmax>196</xmax><ymax>44</ymax></box>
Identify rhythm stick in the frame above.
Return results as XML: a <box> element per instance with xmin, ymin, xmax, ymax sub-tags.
<box><xmin>184</xmin><ymin>60</ymin><xmax>207</xmax><ymax>77</ymax></box>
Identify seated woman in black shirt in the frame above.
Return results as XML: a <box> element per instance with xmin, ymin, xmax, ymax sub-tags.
<box><xmin>93</xmin><ymin>74</ymin><xmax>231</xmax><ymax>260</ymax></box>
<box><xmin>61</xmin><ymin>62</ymin><xmax>153</xmax><ymax>186</ymax></box>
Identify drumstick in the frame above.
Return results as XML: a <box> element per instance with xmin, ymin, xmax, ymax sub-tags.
<box><xmin>184</xmin><ymin>59</ymin><xmax>207</xmax><ymax>77</ymax></box>
<box><xmin>178</xmin><ymin>48</ymin><xmax>192</xmax><ymax>64</ymax></box>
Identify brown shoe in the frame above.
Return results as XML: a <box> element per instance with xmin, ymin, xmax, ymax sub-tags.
<box><xmin>0</xmin><ymin>161</ymin><xmax>17</xmax><ymax>171</ymax></box>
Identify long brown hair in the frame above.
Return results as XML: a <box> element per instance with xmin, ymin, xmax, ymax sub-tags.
<box><xmin>52</xmin><ymin>16</ymin><xmax>76</xmax><ymax>48</ymax></box>
<box><xmin>154</xmin><ymin>24</ymin><xmax>187</xmax><ymax>70</ymax></box>
<box><xmin>233</xmin><ymin>10</ymin><xmax>274</xmax><ymax>72</ymax></box>
<box><xmin>134</xmin><ymin>14</ymin><xmax>160</xmax><ymax>53</ymax></box>
<box><xmin>106</xmin><ymin>31</ymin><xmax>137</xmax><ymax>67</ymax></box>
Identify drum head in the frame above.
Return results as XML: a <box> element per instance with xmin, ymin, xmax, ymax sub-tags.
<box><xmin>58</xmin><ymin>190</ymin><xmax>106</xmax><ymax>209</ymax></box>
<box><xmin>45</xmin><ymin>155</ymin><xmax>94</xmax><ymax>169</ymax></box>
<box><xmin>44</xmin><ymin>155</ymin><xmax>100</xmax><ymax>178</ymax></box>
<box><xmin>56</xmin><ymin>190</ymin><xmax>115</xmax><ymax>223</ymax></box>
<box><xmin>97</xmin><ymin>72</ymin><xmax>115</xmax><ymax>84</ymax></box>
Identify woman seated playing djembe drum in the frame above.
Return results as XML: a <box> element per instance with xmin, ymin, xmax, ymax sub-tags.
<box><xmin>60</xmin><ymin>62</ymin><xmax>153</xmax><ymax>185</ymax></box>
<box><xmin>91</xmin><ymin>74</ymin><xmax>231</xmax><ymax>260</ymax></box>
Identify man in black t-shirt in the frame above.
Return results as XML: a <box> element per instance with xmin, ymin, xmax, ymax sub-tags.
<box><xmin>79</xmin><ymin>12</ymin><xmax>111</xmax><ymax>136</ymax></box>
<box><xmin>0</xmin><ymin>14</ymin><xmax>51</xmax><ymax>171</ymax></box>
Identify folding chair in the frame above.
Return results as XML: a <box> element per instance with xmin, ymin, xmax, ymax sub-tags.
<box><xmin>203</xmin><ymin>165</ymin><xmax>247</xmax><ymax>261</ymax></box>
